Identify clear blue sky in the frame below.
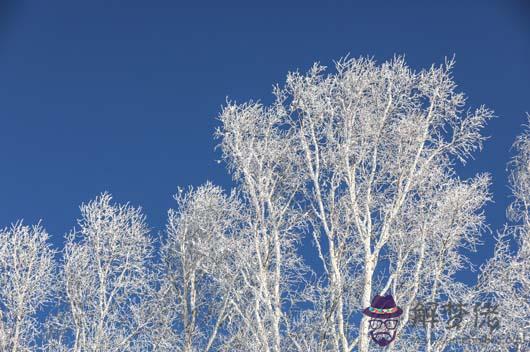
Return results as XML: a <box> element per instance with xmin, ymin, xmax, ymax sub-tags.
<box><xmin>0</xmin><ymin>1</ymin><xmax>529</xmax><ymax>273</ymax></box>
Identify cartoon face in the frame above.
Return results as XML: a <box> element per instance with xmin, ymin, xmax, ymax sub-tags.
<box><xmin>368</xmin><ymin>318</ymin><xmax>399</xmax><ymax>346</ymax></box>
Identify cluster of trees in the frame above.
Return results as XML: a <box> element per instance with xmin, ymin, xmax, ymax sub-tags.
<box><xmin>0</xmin><ymin>56</ymin><xmax>528</xmax><ymax>351</ymax></box>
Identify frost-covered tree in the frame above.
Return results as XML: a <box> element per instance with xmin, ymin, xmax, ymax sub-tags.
<box><xmin>49</xmin><ymin>193</ymin><xmax>162</xmax><ymax>351</ymax></box>
<box><xmin>217</xmin><ymin>56</ymin><xmax>493</xmax><ymax>351</ymax></box>
<box><xmin>477</xmin><ymin>115</ymin><xmax>530</xmax><ymax>352</ymax></box>
<box><xmin>217</xmin><ymin>95</ymin><xmax>307</xmax><ymax>352</ymax></box>
<box><xmin>160</xmin><ymin>183</ymin><xmax>244</xmax><ymax>351</ymax></box>
<box><xmin>0</xmin><ymin>222</ymin><xmax>56</xmax><ymax>352</ymax></box>
<box><xmin>0</xmin><ymin>55</ymin><xmax>510</xmax><ymax>352</ymax></box>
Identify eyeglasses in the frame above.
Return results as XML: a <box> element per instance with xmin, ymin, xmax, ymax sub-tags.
<box><xmin>369</xmin><ymin>319</ymin><xmax>398</xmax><ymax>330</ymax></box>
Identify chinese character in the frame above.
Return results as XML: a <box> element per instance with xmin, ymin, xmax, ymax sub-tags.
<box><xmin>442</xmin><ymin>301</ymin><xmax>469</xmax><ymax>329</ymax></box>
<box><xmin>473</xmin><ymin>302</ymin><xmax>500</xmax><ymax>333</ymax></box>
<box><xmin>410</xmin><ymin>301</ymin><xmax>439</xmax><ymax>329</ymax></box>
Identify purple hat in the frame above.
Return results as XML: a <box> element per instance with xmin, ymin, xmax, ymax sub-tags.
<box><xmin>363</xmin><ymin>294</ymin><xmax>403</xmax><ymax>319</ymax></box>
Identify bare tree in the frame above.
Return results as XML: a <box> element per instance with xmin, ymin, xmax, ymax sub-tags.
<box><xmin>0</xmin><ymin>222</ymin><xmax>56</xmax><ymax>352</ymax></box>
<box><xmin>218</xmin><ymin>56</ymin><xmax>493</xmax><ymax>351</ymax></box>
<box><xmin>217</xmin><ymin>97</ymin><xmax>307</xmax><ymax>352</ymax></box>
<box><xmin>0</xmin><ymin>55</ymin><xmax>506</xmax><ymax>352</ymax></box>
<box><xmin>478</xmin><ymin>115</ymin><xmax>530</xmax><ymax>352</ymax></box>
<box><xmin>52</xmin><ymin>193</ymin><xmax>161</xmax><ymax>351</ymax></box>
<box><xmin>160</xmin><ymin>183</ymin><xmax>244</xmax><ymax>351</ymax></box>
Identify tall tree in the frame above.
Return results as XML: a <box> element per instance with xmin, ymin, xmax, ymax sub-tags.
<box><xmin>219</xmin><ymin>56</ymin><xmax>493</xmax><ymax>351</ymax></box>
<box><xmin>478</xmin><ymin>115</ymin><xmax>530</xmax><ymax>352</ymax></box>
<box><xmin>0</xmin><ymin>222</ymin><xmax>56</xmax><ymax>352</ymax></box>
<box><xmin>160</xmin><ymin>183</ymin><xmax>243</xmax><ymax>351</ymax></box>
<box><xmin>53</xmin><ymin>193</ymin><xmax>161</xmax><ymax>351</ymax></box>
<box><xmin>217</xmin><ymin>97</ymin><xmax>307</xmax><ymax>351</ymax></box>
<box><xmin>0</xmin><ymin>55</ymin><xmax>503</xmax><ymax>352</ymax></box>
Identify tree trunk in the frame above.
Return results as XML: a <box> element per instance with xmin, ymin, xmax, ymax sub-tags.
<box><xmin>358</xmin><ymin>256</ymin><xmax>375</xmax><ymax>352</ymax></box>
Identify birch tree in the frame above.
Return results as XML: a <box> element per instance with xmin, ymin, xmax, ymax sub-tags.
<box><xmin>217</xmin><ymin>96</ymin><xmax>307</xmax><ymax>352</ymax></box>
<box><xmin>387</xmin><ymin>173</ymin><xmax>490</xmax><ymax>352</ymax></box>
<box><xmin>160</xmin><ymin>183</ymin><xmax>244</xmax><ymax>351</ymax></box>
<box><xmin>219</xmin><ymin>56</ymin><xmax>493</xmax><ymax>351</ymax></box>
<box><xmin>0</xmin><ymin>54</ymin><xmax>505</xmax><ymax>352</ymax></box>
<box><xmin>477</xmin><ymin>116</ymin><xmax>530</xmax><ymax>351</ymax></box>
<box><xmin>0</xmin><ymin>222</ymin><xmax>56</xmax><ymax>352</ymax></box>
<box><xmin>52</xmin><ymin>193</ymin><xmax>161</xmax><ymax>351</ymax></box>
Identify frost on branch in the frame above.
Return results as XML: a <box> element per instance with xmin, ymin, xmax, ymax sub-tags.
<box><xmin>161</xmin><ymin>183</ymin><xmax>244</xmax><ymax>351</ymax></box>
<box><xmin>0</xmin><ymin>222</ymin><xmax>56</xmax><ymax>352</ymax></box>
<box><xmin>49</xmin><ymin>193</ymin><xmax>160</xmax><ymax>351</ymax></box>
<box><xmin>477</xmin><ymin>115</ymin><xmax>530</xmax><ymax>352</ymax></box>
<box><xmin>0</xmin><ymin>55</ymin><xmax>501</xmax><ymax>352</ymax></box>
<box><xmin>218</xmin><ymin>56</ymin><xmax>493</xmax><ymax>351</ymax></box>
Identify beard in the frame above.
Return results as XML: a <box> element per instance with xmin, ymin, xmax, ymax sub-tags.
<box><xmin>370</xmin><ymin>330</ymin><xmax>396</xmax><ymax>347</ymax></box>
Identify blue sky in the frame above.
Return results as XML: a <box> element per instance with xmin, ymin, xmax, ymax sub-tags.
<box><xmin>0</xmin><ymin>0</ymin><xmax>529</xmax><ymax>274</ymax></box>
